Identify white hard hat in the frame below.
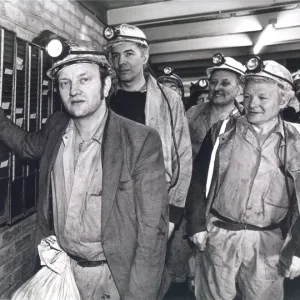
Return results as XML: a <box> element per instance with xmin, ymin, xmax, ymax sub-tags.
<box><xmin>242</xmin><ymin>58</ymin><xmax>294</xmax><ymax>90</ymax></box>
<box><xmin>206</xmin><ymin>53</ymin><xmax>246</xmax><ymax>78</ymax></box>
<box><xmin>104</xmin><ymin>24</ymin><xmax>149</xmax><ymax>50</ymax></box>
<box><xmin>46</xmin><ymin>39</ymin><xmax>110</xmax><ymax>79</ymax></box>
<box><xmin>157</xmin><ymin>67</ymin><xmax>184</xmax><ymax>96</ymax></box>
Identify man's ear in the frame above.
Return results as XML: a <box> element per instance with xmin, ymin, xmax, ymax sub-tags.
<box><xmin>103</xmin><ymin>76</ymin><xmax>112</xmax><ymax>98</ymax></box>
<box><xmin>142</xmin><ymin>51</ymin><xmax>149</xmax><ymax>65</ymax></box>
<box><xmin>236</xmin><ymin>83</ymin><xmax>244</xmax><ymax>96</ymax></box>
<box><xmin>279</xmin><ymin>88</ymin><xmax>293</xmax><ymax>110</ymax></box>
<box><xmin>279</xmin><ymin>96</ymin><xmax>290</xmax><ymax>110</ymax></box>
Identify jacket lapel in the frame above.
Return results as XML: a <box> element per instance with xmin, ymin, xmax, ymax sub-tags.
<box><xmin>102</xmin><ymin>111</ymin><xmax>123</xmax><ymax>232</ymax></box>
<box><xmin>43</xmin><ymin>114</ymin><xmax>70</xmax><ymax>223</ymax></box>
<box><xmin>48</xmin><ymin>116</ymin><xmax>70</xmax><ymax>171</ymax></box>
<box><xmin>145</xmin><ymin>74</ymin><xmax>161</xmax><ymax>128</ymax></box>
<box><xmin>214</xmin><ymin>125</ymin><xmax>236</xmax><ymax>195</ymax></box>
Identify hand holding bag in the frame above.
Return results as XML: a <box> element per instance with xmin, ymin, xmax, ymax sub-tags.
<box><xmin>12</xmin><ymin>235</ymin><xmax>81</xmax><ymax>300</ymax></box>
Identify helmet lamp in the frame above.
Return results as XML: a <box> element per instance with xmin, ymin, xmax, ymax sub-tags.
<box><xmin>164</xmin><ymin>67</ymin><xmax>173</xmax><ymax>75</ymax></box>
<box><xmin>246</xmin><ymin>56</ymin><xmax>263</xmax><ymax>73</ymax></box>
<box><xmin>103</xmin><ymin>26</ymin><xmax>117</xmax><ymax>41</ymax></box>
<box><xmin>212</xmin><ymin>53</ymin><xmax>225</xmax><ymax>66</ymax></box>
<box><xmin>45</xmin><ymin>38</ymin><xmax>69</xmax><ymax>60</ymax></box>
<box><xmin>198</xmin><ymin>79</ymin><xmax>208</xmax><ymax>88</ymax></box>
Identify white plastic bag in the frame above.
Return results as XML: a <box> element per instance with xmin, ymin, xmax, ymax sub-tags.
<box><xmin>12</xmin><ymin>235</ymin><xmax>81</xmax><ymax>300</ymax></box>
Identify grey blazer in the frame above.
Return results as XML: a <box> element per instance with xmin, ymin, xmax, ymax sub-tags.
<box><xmin>0</xmin><ymin>108</ymin><xmax>169</xmax><ymax>300</ymax></box>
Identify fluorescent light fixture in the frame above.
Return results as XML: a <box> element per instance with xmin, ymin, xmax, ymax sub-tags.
<box><xmin>253</xmin><ymin>19</ymin><xmax>277</xmax><ymax>55</ymax></box>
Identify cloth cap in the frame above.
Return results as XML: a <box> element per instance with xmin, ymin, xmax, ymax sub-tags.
<box><xmin>242</xmin><ymin>60</ymin><xmax>294</xmax><ymax>90</ymax></box>
<box><xmin>206</xmin><ymin>57</ymin><xmax>246</xmax><ymax>78</ymax></box>
<box><xmin>105</xmin><ymin>24</ymin><xmax>149</xmax><ymax>50</ymax></box>
<box><xmin>47</xmin><ymin>39</ymin><xmax>110</xmax><ymax>79</ymax></box>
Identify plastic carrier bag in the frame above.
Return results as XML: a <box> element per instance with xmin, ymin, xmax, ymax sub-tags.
<box><xmin>12</xmin><ymin>235</ymin><xmax>81</xmax><ymax>300</ymax></box>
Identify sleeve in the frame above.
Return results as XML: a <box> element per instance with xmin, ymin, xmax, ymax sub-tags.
<box><xmin>0</xmin><ymin>107</ymin><xmax>50</xmax><ymax>159</ymax></box>
<box><xmin>279</xmin><ymin>214</ymin><xmax>300</xmax><ymax>269</ymax></box>
<box><xmin>186</xmin><ymin>129</ymin><xmax>214</xmax><ymax>236</ymax></box>
<box><xmin>168</xmin><ymin>96</ymin><xmax>193</xmax><ymax>224</ymax></box>
<box><xmin>124</xmin><ymin>129</ymin><xmax>169</xmax><ymax>300</ymax></box>
<box><xmin>280</xmin><ymin>187</ymin><xmax>300</xmax><ymax>268</ymax></box>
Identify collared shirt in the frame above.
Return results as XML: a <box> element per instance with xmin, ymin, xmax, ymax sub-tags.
<box><xmin>213</xmin><ymin>116</ymin><xmax>293</xmax><ymax>227</ymax></box>
<box><xmin>51</xmin><ymin>111</ymin><xmax>107</xmax><ymax>261</ymax></box>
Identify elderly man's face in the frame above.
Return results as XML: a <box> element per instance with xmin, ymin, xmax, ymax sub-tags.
<box><xmin>208</xmin><ymin>70</ymin><xmax>241</xmax><ymax>106</ymax></box>
<box><xmin>111</xmin><ymin>42</ymin><xmax>147</xmax><ymax>83</ymax></box>
<box><xmin>243</xmin><ymin>80</ymin><xmax>284</xmax><ymax>125</ymax></box>
<box><xmin>58</xmin><ymin>63</ymin><xmax>105</xmax><ymax>118</ymax></box>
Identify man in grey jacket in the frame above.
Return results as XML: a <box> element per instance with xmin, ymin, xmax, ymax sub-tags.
<box><xmin>0</xmin><ymin>39</ymin><xmax>169</xmax><ymax>300</ymax></box>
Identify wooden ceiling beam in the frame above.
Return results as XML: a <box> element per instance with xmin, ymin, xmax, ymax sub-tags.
<box><xmin>150</xmin><ymin>33</ymin><xmax>253</xmax><ymax>55</ymax></box>
<box><xmin>143</xmin><ymin>9</ymin><xmax>300</xmax><ymax>42</ymax></box>
<box><xmin>107</xmin><ymin>0</ymin><xmax>299</xmax><ymax>25</ymax></box>
<box><xmin>150</xmin><ymin>42</ymin><xmax>300</xmax><ymax>64</ymax></box>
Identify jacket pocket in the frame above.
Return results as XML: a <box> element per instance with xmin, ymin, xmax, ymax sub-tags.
<box><xmin>264</xmin><ymin>169</ymin><xmax>289</xmax><ymax>222</ymax></box>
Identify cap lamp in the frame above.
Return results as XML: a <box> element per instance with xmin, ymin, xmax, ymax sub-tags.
<box><xmin>198</xmin><ymin>79</ymin><xmax>208</xmax><ymax>88</ymax></box>
<box><xmin>164</xmin><ymin>67</ymin><xmax>173</xmax><ymax>75</ymax></box>
<box><xmin>245</xmin><ymin>56</ymin><xmax>263</xmax><ymax>73</ymax></box>
<box><xmin>103</xmin><ymin>26</ymin><xmax>118</xmax><ymax>41</ymax></box>
<box><xmin>212</xmin><ymin>53</ymin><xmax>225</xmax><ymax>66</ymax></box>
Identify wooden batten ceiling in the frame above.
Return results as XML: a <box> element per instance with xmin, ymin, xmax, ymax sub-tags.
<box><xmin>81</xmin><ymin>0</ymin><xmax>300</xmax><ymax>83</ymax></box>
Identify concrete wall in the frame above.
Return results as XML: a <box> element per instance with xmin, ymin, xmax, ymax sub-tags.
<box><xmin>0</xmin><ymin>1</ymin><xmax>106</xmax><ymax>298</ymax></box>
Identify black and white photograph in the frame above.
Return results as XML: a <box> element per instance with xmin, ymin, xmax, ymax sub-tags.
<box><xmin>0</xmin><ymin>1</ymin><xmax>300</xmax><ymax>299</ymax></box>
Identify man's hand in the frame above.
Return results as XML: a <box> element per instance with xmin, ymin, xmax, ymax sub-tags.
<box><xmin>168</xmin><ymin>222</ymin><xmax>175</xmax><ymax>239</ymax></box>
<box><xmin>285</xmin><ymin>256</ymin><xmax>300</xmax><ymax>279</ymax></box>
<box><xmin>189</xmin><ymin>231</ymin><xmax>208</xmax><ymax>251</ymax></box>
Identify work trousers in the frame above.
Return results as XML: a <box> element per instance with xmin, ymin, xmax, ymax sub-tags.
<box><xmin>195</xmin><ymin>217</ymin><xmax>285</xmax><ymax>300</ymax></box>
<box><xmin>71</xmin><ymin>258</ymin><xmax>120</xmax><ymax>300</ymax></box>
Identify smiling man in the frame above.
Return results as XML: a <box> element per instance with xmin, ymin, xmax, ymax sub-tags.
<box><xmin>0</xmin><ymin>39</ymin><xmax>169</xmax><ymax>300</ymax></box>
<box><xmin>186</xmin><ymin>59</ymin><xmax>300</xmax><ymax>300</ymax></box>
<box><xmin>106</xmin><ymin>24</ymin><xmax>192</xmax><ymax>241</ymax></box>
<box><xmin>188</xmin><ymin>56</ymin><xmax>245</xmax><ymax>160</ymax></box>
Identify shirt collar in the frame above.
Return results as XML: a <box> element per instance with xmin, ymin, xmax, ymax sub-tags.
<box><xmin>63</xmin><ymin>109</ymin><xmax>108</xmax><ymax>145</ymax></box>
<box><xmin>239</xmin><ymin>115</ymin><xmax>285</xmax><ymax>142</ymax></box>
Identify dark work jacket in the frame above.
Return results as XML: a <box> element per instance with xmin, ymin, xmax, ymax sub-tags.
<box><xmin>186</xmin><ymin>116</ymin><xmax>300</xmax><ymax>269</ymax></box>
<box><xmin>0</xmin><ymin>108</ymin><xmax>169</xmax><ymax>300</ymax></box>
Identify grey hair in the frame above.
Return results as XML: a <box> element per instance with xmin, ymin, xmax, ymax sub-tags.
<box><xmin>137</xmin><ymin>44</ymin><xmax>150</xmax><ymax>59</ymax></box>
<box><xmin>277</xmin><ymin>88</ymin><xmax>295</xmax><ymax>106</ymax></box>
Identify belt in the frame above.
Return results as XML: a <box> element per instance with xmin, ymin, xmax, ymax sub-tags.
<box><xmin>210</xmin><ymin>209</ymin><xmax>282</xmax><ymax>231</ymax></box>
<box><xmin>68</xmin><ymin>254</ymin><xmax>107</xmax><ymax>268</ymax></box>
